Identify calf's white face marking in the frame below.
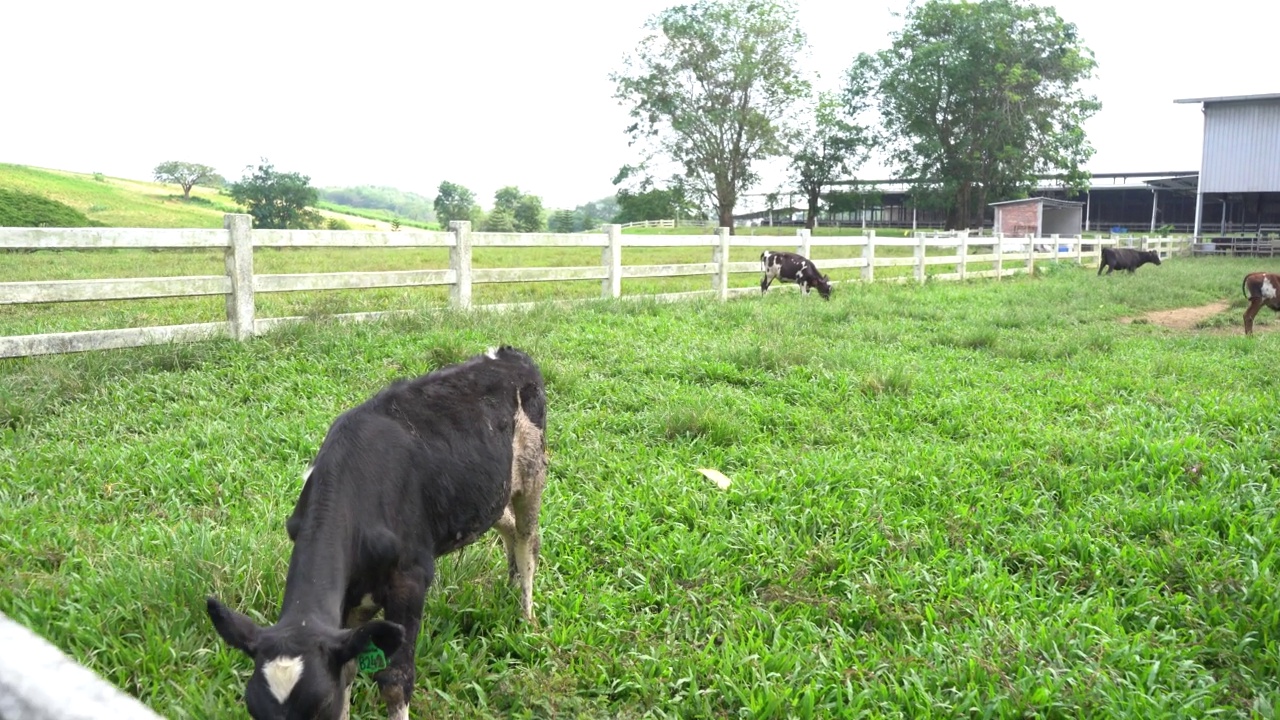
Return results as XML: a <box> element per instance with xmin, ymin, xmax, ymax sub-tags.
<box><xmin>263</xmin><ymin>655</ymin><xmax>305</xmax><ymax>703</ymax></box>
<box><xmin>485</xmin><ymin>347</ymin><xmax>499</xmax><ymax>360</ymax></box>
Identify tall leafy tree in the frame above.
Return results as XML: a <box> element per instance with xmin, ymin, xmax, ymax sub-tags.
<box><xmin>850</xmin><ymin>0</ymin><xmax>1099</xmax><ymax>229</ymax></box>
<box><xmin>514</xmin><ymin>195</ymin><xmax>545</xmax><ymax>233</ymax></box>
<box><xmin>434</xmin><ymin>181</ymin><xmax>478</xmax><ymax>229</ymax></box>
<box><xmin>790</xmin><ymin>91</ymin><xmax>873</xmax><ymax>230</ymax></box>
<box><xmin>227</xmin><ymin>161</ymin><xmax>320</xmax><ymax>229</ymax></box>
<box><xmin>493</xmin><ymin>186</ymin><xmax>523</xmax><ymax>214</ymax></box>
<box><xmin>613</xmin><ymin>0</ymin><xmax>809</xmax><ymax>231</ymax></box>
<box><xmin>153</xmin><ymin>161</ymin><xmax>216</xmax><ymax>200</ymax></box>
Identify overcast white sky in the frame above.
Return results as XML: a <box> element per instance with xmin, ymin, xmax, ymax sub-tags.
<box><xmin>2</xmin><ymin>1</ymin><xmax>1275</xmax><ymax>211</ymax></box>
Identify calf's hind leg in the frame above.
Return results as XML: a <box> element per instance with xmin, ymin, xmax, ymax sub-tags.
<box><xmin>495</xmin><ymin>403</ymin><xmax>547</xmax><ymax>621</ymax></box>
<box><xmin>1244</xmin><ymin>297</ymin><xmax>1265</xmax><ymax>335</ymax></box>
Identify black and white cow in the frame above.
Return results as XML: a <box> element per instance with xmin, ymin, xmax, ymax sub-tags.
<box><xmin>760</xmin><ymin>250</ymin><xmax>832</xmax><ymax>300</ymax></box>
<box><xmin>206</xmin><ymin>346</ymin><xmax>548</xmax><ymax>720</ymax></box>
<box><xmin>1098</xmin><ymin>247</ymin><xmax>1162</xmax><ymax>275</ymax></box>
<box><xmin>1242</xmin><ymin>271</ymin><xmax>1280</xmax><ymax>335</ymax></box>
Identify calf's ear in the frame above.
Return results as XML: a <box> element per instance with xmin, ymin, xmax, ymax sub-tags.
<box><xmin>335</xmin><ymin>620</ymin><xmax>405</xmax><ymax>665</ymax></box>
<box><xmin>206</xmin><ymin>596</ymin><xmax>262</xmax><ymax>656</ymax></box>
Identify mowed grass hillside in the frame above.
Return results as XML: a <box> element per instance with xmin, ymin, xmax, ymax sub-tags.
<box><xmin>2</xmin><ymin>261</ymin><xmax>1279</xmax><ymax>718</ymax></box>
<box><xmin>0</xmin><ymin>164</ymin><xmax>396</xmax><ymax>230</ymax></box>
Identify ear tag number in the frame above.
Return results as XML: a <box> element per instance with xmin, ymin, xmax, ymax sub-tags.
<box><xmin>357</xmin><ymin>644</ymin><xmax>388</xmax><ymax>675</ymax></box>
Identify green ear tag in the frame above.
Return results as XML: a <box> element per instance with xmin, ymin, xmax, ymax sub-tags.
<box><xmin>357</xmin><ymin>644</ymin><xmax>388</xmax><ymax>675</ymax></box>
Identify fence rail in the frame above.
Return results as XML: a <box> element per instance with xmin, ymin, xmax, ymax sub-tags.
<box><xmin>0</xmin><ymin>215</ymin><xmax>1189</xmax><ymax>359</ymax></box>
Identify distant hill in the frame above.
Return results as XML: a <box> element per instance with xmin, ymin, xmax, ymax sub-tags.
<box><xmin>0</xmin><ymin>164</ymin><xmax>404</xmax><ymax>230</ymax></box>
<box><xmin>318</xmin><ymin>185</ymin><xmax>435</xmax><ymax>224</ymax></box>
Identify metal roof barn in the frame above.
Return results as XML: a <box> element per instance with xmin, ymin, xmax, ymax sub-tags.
<box><xmin>1173</xmin><ymin>93</ymin><xmax>1280</xmax><ymax>236</ymax></box>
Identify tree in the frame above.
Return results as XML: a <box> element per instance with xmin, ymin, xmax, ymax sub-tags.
<box><xmin>493</xmin><ymin>186</ymin><xmax>523</xmax><ymax>214</ymax></box>
<box><xmin>550</xmin><ymin>209</ymin><xmax>577</xmax><ymax>233</ymax></box>
<box><xmin>613</xmin><ymin>0</ymin><xmax>809</xmax><ymax>231</ymax></box>
<box><xmin>434</xmin><ymin>181</ymin><xmax>478</xmax><ymax>229</ymax></box>
<box><xmin>575</xmin><ymin>196</ymin><xmax>619</xmax><ymax>230</ymax></box>
<box><xmin>227</xmin><ymin>161</ymin><xmax>320</xmax><ymax>229</ymax></box>
<box><xmin>514</xmin><ymin>195</ymin><xmax>544</xmax><ymax>233</ymax></box>
<box><xmin>482</xmin><ymin>208</ymin><xmax>516</xmax><ymax>232</ymax></box>
<box><xmin>153</xmin><ymin>161</ymin><xmax>217</xmax><ymax>200</ymax></box>
<box><xmin>790</xmin><ymin>91</ymin><xmax>873</xmax><ymax>230</ymax></box>
<box><xmin>850</xmin><ymin>0</ymin><xmax>1099</xmax><ymax>229</ymax></box>
<box><xmin>610</xmin><ymin>165</ymin><xmax>703</xmax><ymax>225</ymax></box>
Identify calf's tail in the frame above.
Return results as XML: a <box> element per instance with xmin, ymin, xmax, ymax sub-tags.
<box><xmin>1243</xmin><ymin>275</ymin><xmax>1250</xmax><ymax>300</ymax></box>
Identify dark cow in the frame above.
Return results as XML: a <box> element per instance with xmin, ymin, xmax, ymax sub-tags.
<box><xmin>1098</xmin><ymin>247</ymin><xmax>1162</xmax><ymax>275</ymax></box>
<box><xmin>760</xmin><ymin>250</ymin><xmax>832</xmax><ymax>300</ymax></box>
<box><xmin>1242</xmin><ymin>272</ymin><xmax>1280</xmax><ymax>335</ymax></box>
<box><xmin>206</xmin><ymin>346</ymin><xmax>548</xmax><ymax>720</ymax></box>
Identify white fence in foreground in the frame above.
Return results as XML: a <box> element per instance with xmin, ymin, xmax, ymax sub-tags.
<box><xmin>0</xmin><ymin>215</ymin><xmax>1188</xmax><ymax>359</ymax></box>
<box><xmin>0</xmin><ymin>612</ymin><xmax>165</xmax><ymax>720</ymax></box>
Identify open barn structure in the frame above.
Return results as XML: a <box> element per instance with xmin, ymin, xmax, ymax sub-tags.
<box><xmin>745</xmin><ymin>94</ymin><xmax>1280</xmax><ymax>240</ymax></box>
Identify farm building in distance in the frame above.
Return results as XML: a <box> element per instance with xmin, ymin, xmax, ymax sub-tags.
<box><xmin>743</xmin><ymin>93</ymin><xmax>1280</xmax><ymax>235</ymax></box>
<box><xmin>1173</xmin><ymin>92</ymin><xmax>1280</xmax><ymax>238</ymax></box>
<box><xmin>989</xmin><ymin>197</ymin><xmax>1083</xmax><ymax>237</ymax></box>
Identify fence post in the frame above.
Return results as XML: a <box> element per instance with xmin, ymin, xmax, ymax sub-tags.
<box><xmin>959</xmin><ymin>232</ymin><xmax>969</xmax><ymax>281</ymax></box>
<box><xmin>223</xmin><ymin>213</ymin><xmax>255</xmax><ymax>341</ymax></box>
<box><xmin>450</xmin><ymin>220</ymin><xmax>472</xmax><ymax>309</ymax></box>
<box><xmin>1026</xmin><ymin>234</ymin><xmax>1035</xmax><ymax>276</ymax></box>
<box><xmin>915</xmin><ymin>232</ymin><xmax>927</xmax><ymax>283</ymax></box>
<box><xmin>714</xmin><ymin>226</ymin><xmax>731</xmax><ymax>300</ymax></box>
<box><xmin>603</xmin><ymin>224</ymin><xmax>622</xmax><ymax>299</ymax></box>
<box><xmin>995</xmin><ymin>232</ymin><xmax>1004</xmax><ymax>280</ymax></box>
<box><xmin>1051</xmin><ymin>233</ymin><xmax>1060</xmax><ymax>262</ymax></box>
<box><xmin>862</xmin><ymin>230</ymin><xmax>875</xmax><ymax>283</ymax></box>
<box><xmin>1076</xmin><ymin>234</ymin><xmax>1084</xmax><ymax>265</ymax></box>
<box><xmin>796</xmin><ymin>228</ymin><xmax>811</xmax><ymax>259</ymax></box>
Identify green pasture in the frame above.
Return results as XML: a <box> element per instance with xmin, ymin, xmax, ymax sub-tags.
<box><xmin>2</xmin><ymin>256</ymin><xmax>1279</xmax><ymax>718</ymax></box>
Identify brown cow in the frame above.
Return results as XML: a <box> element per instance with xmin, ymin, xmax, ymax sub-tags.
<box><xmin>1243</xmin><ymin>272</ymin><xmax>1280</xmax><ymax>335</ymax></box>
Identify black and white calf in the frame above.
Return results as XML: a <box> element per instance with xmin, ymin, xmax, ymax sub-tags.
<box><xmin>760</xmin><ymin>250</ymin><xmax>832</xmax><ymax>300</ymax></box>
<box><xmin>206</xmin><ymin>346</ymin><xmax>548</xmax><ymax>720</ymax></box>
<box><xmin>1098</xmin><ymin>247</ymin><xmax>1162</xmax><ymax>275</ymax></box>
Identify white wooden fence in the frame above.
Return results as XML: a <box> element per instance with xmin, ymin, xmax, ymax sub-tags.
<box><xmin>0</xmin><ymin>215</ymin><xmax>1186</xmax><ymax>359</ymax></box>
<box><xmin>0</xmin><ymin>612</ymin><xmax>165</xmax><ymax>720</ymax></box>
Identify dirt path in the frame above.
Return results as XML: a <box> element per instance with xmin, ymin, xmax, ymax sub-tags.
<box><xmin>1124</xmin><ymin>300</ymin><xmax>1231</xmax><ymax>330</ymax></box>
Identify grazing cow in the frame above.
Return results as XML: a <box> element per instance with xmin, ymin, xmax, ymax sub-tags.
<box><xmin>760</xmin><ymin>250</ymin><xmax>832</xmax><ymax>300</ymax></box>
<box><xmin>206</xmin><ymin>346</ymin><xmax>548</xmax><ymax>720</ymax></box>
<box><xmin>1242</xmin><ymin>272</ymin><xmax>1280</xmax><ymax>335</ymax></box>
<box><xmin>1098</xmin><ymin>247</ymin><xmax>1162</xmax><ymax>275</ymax></box>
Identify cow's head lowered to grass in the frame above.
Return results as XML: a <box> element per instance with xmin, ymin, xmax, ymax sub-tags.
<box><xmin>207</xmin><ymin>598</ymin><xmax>403</xmax><ymax>720</ymax></box>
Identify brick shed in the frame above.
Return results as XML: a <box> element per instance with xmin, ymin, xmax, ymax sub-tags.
<box><xmin>990</xmin><ymin>197</ymin><xmax>1084</xmax><ymax>237</ymax></box>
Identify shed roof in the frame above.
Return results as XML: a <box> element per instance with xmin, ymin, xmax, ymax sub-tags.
<box><xmin>1142</xmin><ymin>175</ymin><xmax>1199</xmax><ymax>192</ymax></box>
<box><xmin>988</xmin><ymin>196</ymin><xmax>1084</xmax><ymax>208</ymax></box>
<box><xmin>1174</xmin><ymin>93</ymin><xmax>1280</xmax><ymax>105</ymax></box>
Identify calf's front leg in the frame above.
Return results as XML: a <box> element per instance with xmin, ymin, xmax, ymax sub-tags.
<box><xmin>377</xmin><ymin>564</ymin><xmax>430</xmax><ymax>720</ymax></box>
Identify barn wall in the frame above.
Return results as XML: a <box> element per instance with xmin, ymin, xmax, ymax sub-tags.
<box><xmin>1201</xmin><ymin>100</ymin><xmax>1280</xmax><ymax>193</ymax></box>
<box><xmin>995</xmin><ymin>202</ymin><xmax>1039</xmax><ymax>235</ymax></box>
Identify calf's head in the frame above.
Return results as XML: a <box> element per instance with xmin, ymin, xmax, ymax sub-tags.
<box><xmin>207</xmin><ymin>596</ymin><xmax>403</xmax><ymax>720</ymax></box>
<box><xmin>1144</xmin><ymin>251</ymin><xmax>1162</xmax><ymax>266</ymax></box>
<box><xmin>814</xmin><ymin>273</ymin><xmax>832</xmax><ymax>300</ymax></box>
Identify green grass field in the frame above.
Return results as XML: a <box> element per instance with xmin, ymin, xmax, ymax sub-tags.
<box><xmin>3</xmin><ymin>256</ymin><xmax>1279</xmax><ymax>718</ymax></box>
